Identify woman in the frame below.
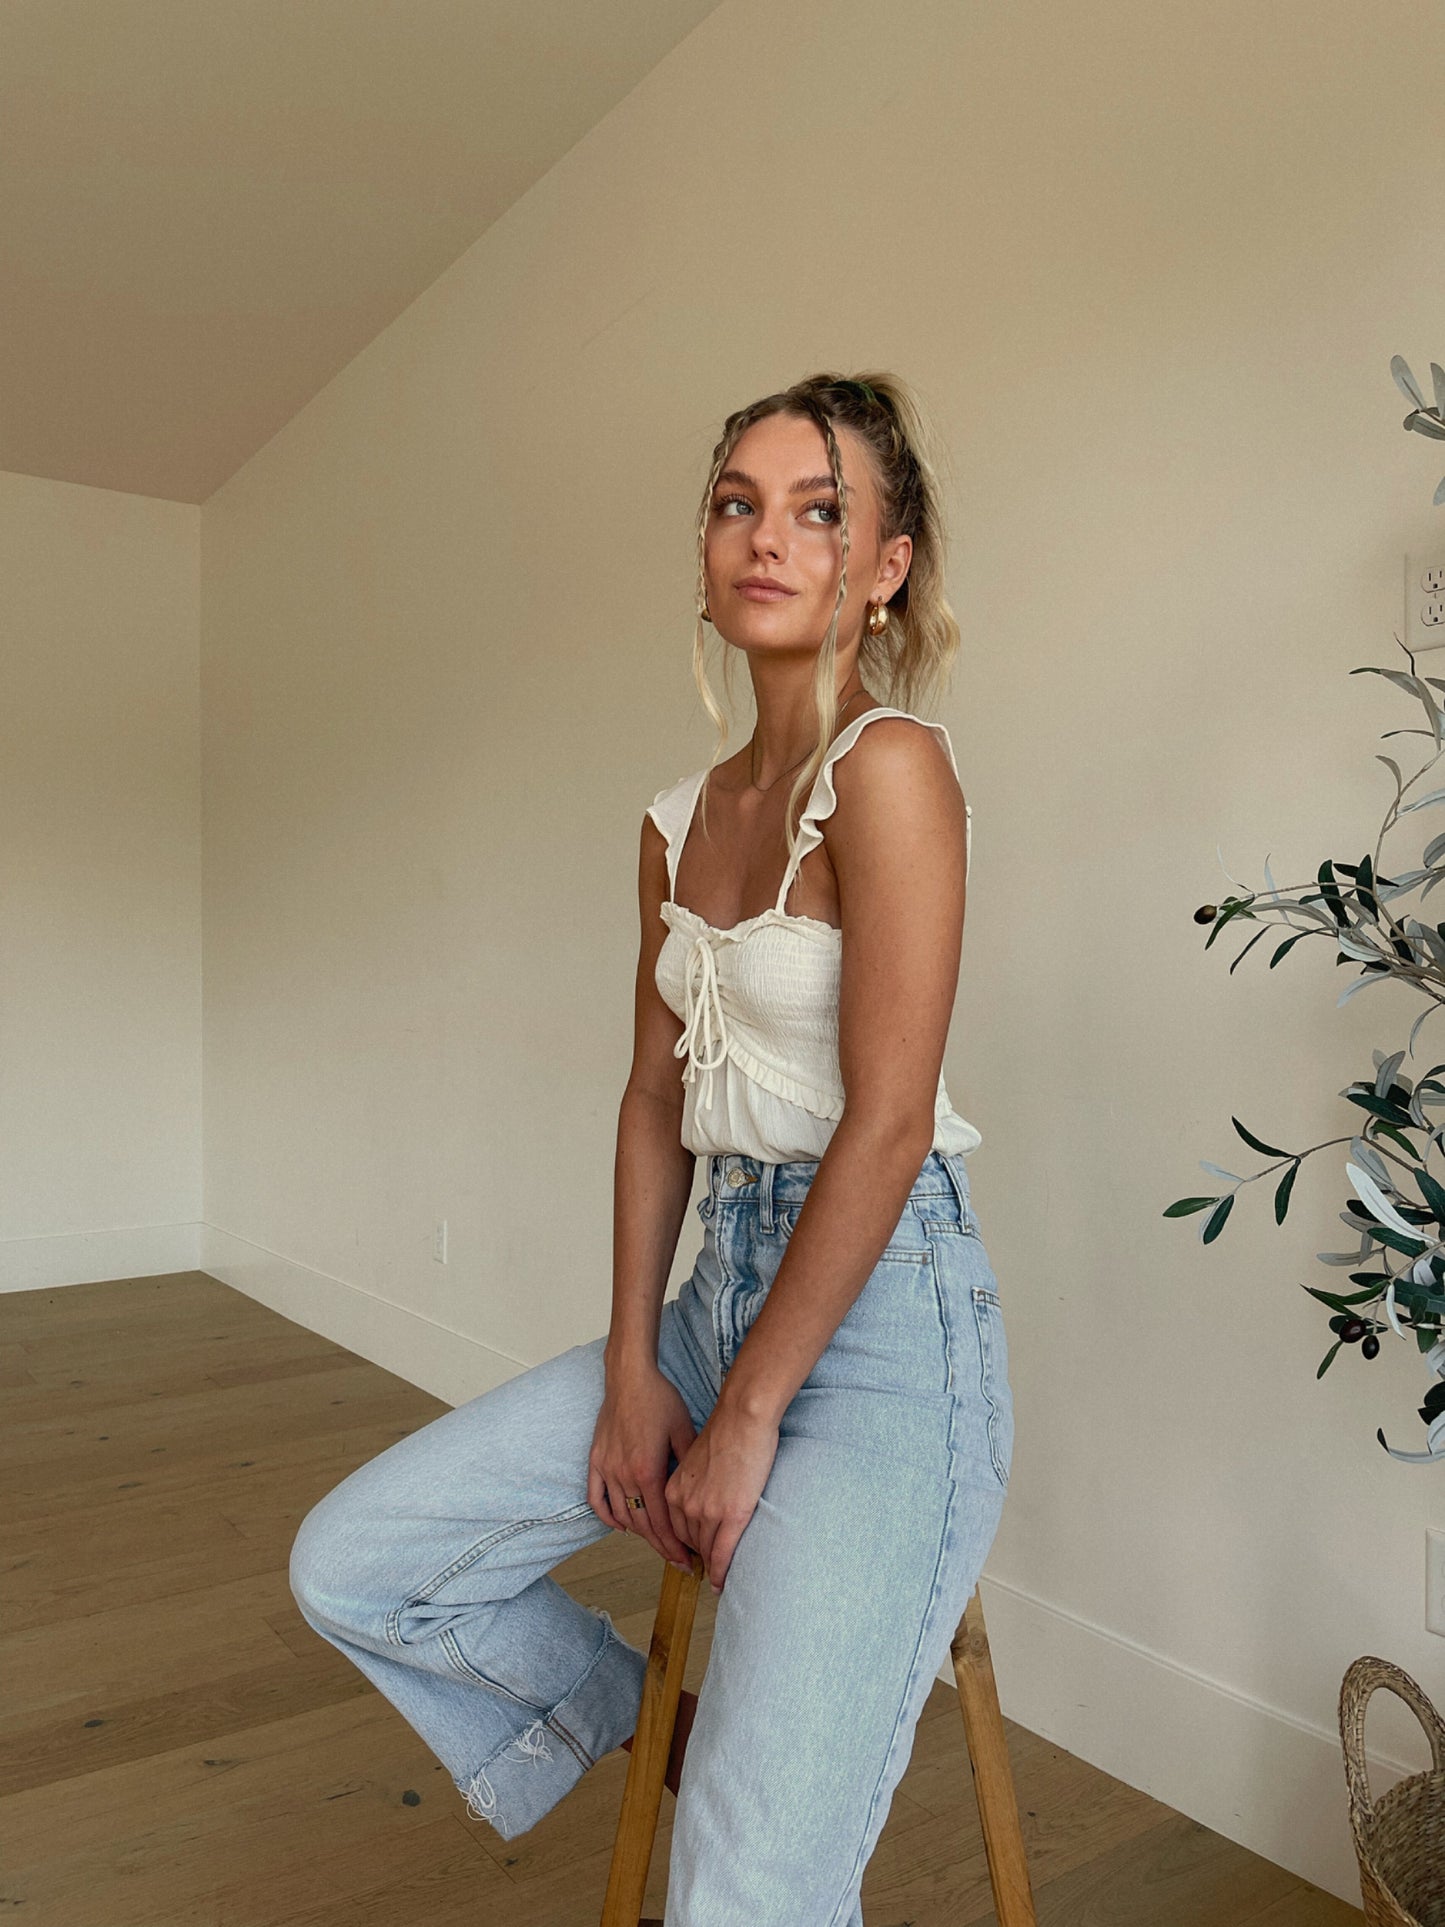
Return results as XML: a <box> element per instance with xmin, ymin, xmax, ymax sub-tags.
<box><xmin>289</xmin><ymin>371</ymin><xmax>1014</xmax><ymax>1925</ymax></box>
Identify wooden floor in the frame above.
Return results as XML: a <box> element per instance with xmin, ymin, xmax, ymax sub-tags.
<box><xmin>1</xmin><ymin>1270</ymin><xmax>1363</xmax><ymax>1926</ymax></box>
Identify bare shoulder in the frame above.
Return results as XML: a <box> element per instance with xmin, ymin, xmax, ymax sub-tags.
<box><xmin>828</xmin><ymin>713</ymin><xmax>964</xmax><ymax>829</ymax></box>
<box><xmin>638</xmin><ymin>807</ymin><xmax>669</xmax><ymax>904</ymax></box>
<box><xmin>640</xmin><ymin>808</ymin><xmax>666</xmax><ymax>860</ymax></box>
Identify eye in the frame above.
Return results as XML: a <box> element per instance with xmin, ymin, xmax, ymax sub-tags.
<box><xmin>710</xmin><ymin>492</ymin><xmax>840</xmax><ymax>526</ymax></box>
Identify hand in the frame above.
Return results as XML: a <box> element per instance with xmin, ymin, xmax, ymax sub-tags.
<box><xmin>665</xmin><ymin>1402</ymin><xmax>780</xmax><ymax>1594</ymax></box>
<box><xmin>588</xmin><ymin>1359</ymin><xmax>698</xmax><ymax>1571</ymax></box>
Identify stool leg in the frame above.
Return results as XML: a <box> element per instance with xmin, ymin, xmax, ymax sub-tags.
<box><xmin>600</xmin><ymin>1552</ymin><xmax>704</xmax><ymax>1927</ymax></box>
<box><xmin>951</xmin><ymin>1585</ymin><xmax>1037</xmax><ymax>1927</ymax></box>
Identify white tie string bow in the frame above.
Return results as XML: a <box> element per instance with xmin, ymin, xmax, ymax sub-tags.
<box><xmin>674</xmin><ymin>930</ymin><xmax>731</xmax><ymax>1111</ymax></box>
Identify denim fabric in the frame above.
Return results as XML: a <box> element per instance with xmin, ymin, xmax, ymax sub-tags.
<box><xmin>289</xmin><ymin>1147</ymin><xmax>1012</xmax><ymax>1926</ymax></box>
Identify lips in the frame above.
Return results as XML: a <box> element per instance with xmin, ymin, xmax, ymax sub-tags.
<box><xmin>737</xmin><ymin>578</ymin><xmax>797</xmax><ymax>597</ymax></box>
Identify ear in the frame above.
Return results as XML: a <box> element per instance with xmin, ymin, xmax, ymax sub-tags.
<box><xmin>872</xmin><ymin>531</ymin><xmax>913</xmax><ymax>605</ymax></box>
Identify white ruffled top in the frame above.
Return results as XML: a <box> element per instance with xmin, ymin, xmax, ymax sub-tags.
<box><xmin>646</xmin><ymin>705</ymin><xmax>983</xmax><ymax>1163</ymax></box>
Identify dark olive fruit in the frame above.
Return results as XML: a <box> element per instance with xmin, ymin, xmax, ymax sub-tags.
<box><xmin>1361</xmin><ymin>1333</ymin><xmax>1380</xmax><ymax>1359</ymax></box>
<box><xmin>1340</xmin><ymin>1317</ymin><xmax>1368</xmax><ymax>1343</ymax></box>
<box><xmin>1194</xmin><ymin>905</ymin><xmax>1218</xmax><ymax>924</ymax></box>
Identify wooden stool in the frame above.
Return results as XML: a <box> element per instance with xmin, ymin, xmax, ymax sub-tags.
<box><xmin>599</xmin><ymin>1552</ymin><xmax>1037</xmax><ymax>1926</ymax></box>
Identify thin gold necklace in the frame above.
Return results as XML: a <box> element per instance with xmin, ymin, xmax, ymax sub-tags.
<box><xmin>747</xmin><ymin>685</ymin><xmax>870</xmax><ymax>792</ymax></box>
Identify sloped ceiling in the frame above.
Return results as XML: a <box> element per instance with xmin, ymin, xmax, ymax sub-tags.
<box><xmin>0</xmin><ymin>0</ymin><xmax>725</xmax><ymax>503</ymax></box>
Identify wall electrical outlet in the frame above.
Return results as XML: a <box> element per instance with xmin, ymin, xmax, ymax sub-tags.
<box><xmin>433</xmin><ymin>1219</ymin><xmax>448</xmax><ymax>1264</ymax></box>
<box><xmin>1428</xmin><ymin>1526</ymin><xmax>1445</xmax><ymax>1637</ymax></box>
<box><xmin>1403</xmin><ymin>553</ymin><xmax>1445</xmax><ymax>653</ymax></box>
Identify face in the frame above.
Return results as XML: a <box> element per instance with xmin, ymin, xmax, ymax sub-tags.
<box><xmin>702</xmin><ymin>410</ymin><xmax>911</xmax><ymax>661</ymax></box>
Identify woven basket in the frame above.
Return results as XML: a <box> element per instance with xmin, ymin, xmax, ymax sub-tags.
<box><xmin>1339</xmin><ymin>1656</ymin><xmax>1445</xmax><ymax>1927</ymax></box>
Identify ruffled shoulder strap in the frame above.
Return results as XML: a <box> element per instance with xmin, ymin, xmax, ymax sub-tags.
<box><xmin>644</xmin><ymin>767</ymin><xmax>707</xmax><ymax>903</ymax></box>
<box><xmin>775</xmin><ymin>707</ymin><xmax>972</xmax><ymax>913</ymax></box>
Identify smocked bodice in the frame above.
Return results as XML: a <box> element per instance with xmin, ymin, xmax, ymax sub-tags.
<box><xmin>644</xmin><ymin>707</ymin><xmax>982</xmax><ymax>1164</ymax></box>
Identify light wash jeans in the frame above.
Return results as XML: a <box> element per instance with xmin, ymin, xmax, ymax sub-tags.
<box><xmin>289</xmin><ymin>1147</ymin><xmax>1013</xmax><ymax>1926</ymax></box>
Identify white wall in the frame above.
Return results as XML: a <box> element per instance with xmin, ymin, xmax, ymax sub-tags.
<box><xmin>9</xmin><ymin>0</ymin><xmax>1445</xmax><ymax>1902</ymax></box>
<box><xmin>0</xmin><ymin>471</ymin><xmax>201</xmax><ymax>1284</ymax></box>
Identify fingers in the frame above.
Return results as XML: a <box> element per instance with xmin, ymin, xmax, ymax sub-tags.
<box><xmin>703</xmin><ymin>1519</ymin><xmax>741</xmax><ymax>1594</ymax></box>
<box><xmin>591</xmin><ymin>1457</ymin><xmax>695</xmax><ymax>1568</ymax></box>
<box><xmin>665</xmin><ymin>1479</ymin><xmax>719</xmax><ymax>1592</ymax></box>
<box><xmin>625</xmin><ymin>1478</ymin><xmax>696</xmax><ymax>1569</ymax></box>
<box><xmin>652</xmin><ymin>1500</ymin><xmax>698</xmax><ymax>1570</ymax></box>
<box><xmin>664</xmin><ymin>1474</ymin><xmax>693</xmax><ymax>1564</ymax></box>
<box><xmin>587</xmin><ymin>1459</ymin><xmax>633</xmax><ymax>1535</ymax></box>
<box><xmin>671</xmin><ymin>1501</ymin><xmax>743</xmax><ymax>1594</ymax></box>
<box><xmin>693</xmin><ymin>1516</ymin><xmax>721</xmax><ymax>1592</ymax></box>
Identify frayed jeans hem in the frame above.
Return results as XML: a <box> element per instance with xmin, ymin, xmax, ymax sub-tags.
<box><xmin>460</xmin><ymin>1609</ymin><xmax>647</xmax><ymax>1840</ymax></box>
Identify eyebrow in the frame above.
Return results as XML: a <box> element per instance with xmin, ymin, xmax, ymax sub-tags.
<box><xmin>716</xmin><ymin>467</ymin><xmax>849</xmax><ymax>496</ymax></box>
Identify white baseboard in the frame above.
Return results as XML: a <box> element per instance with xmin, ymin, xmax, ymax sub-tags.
<box><xmin>0</xmin><ymin>1220</ymin><xmax>202</xmax><ymax>1292</ymax></box>
<box><xmin>965</xmin><ymin>1568</ymin><xmax>1409</xmax><ymax>1909</ymax></box>
<box><xmin>200</xmin><ymin>1221</ymin><xmax>528</xmax><ymax>1406</ymax></box>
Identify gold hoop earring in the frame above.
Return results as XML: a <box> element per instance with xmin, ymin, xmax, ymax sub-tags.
<box><xmin>866</xmin><ymin>600</ymin><xmax>890</xmax><ymax>637</ymax></box>
<box><xmin>699</xmin><ymin>594</ymin><xmax>712</xmax><ymax>624</ymax></box>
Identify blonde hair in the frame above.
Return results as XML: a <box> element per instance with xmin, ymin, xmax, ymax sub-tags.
<box><xmin>689</xmin><ymin>370</ymin><xmax>961</xmax><ymax>862</ymax></box>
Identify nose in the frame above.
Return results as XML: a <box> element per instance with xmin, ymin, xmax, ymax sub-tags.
<box><xmin>749</xmin><ymin>512</ymin><xmax>786</xmax><ymax>561</ymax></box>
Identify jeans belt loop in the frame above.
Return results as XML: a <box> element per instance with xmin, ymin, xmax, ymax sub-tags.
<box><xmin>758</xmin><ymin>1159</ymin><xmax>776</xmax><ymax>1231</ymax></box>
<box><xmin>940</xmin><ymin>1151</ymin><xmax>973</xmax><ymax>1231</ymax></box>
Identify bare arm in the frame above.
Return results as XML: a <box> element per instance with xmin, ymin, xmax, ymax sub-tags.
<box><xmin>585</xmin><ymin>813</ymin><xmax>702</xmax><ymax>1569</ymax></box>
<box><xmin>712</xmin><ymin>718</ymin><xmax>968</xmax><ymax>1429</ymax></box>
<box><xmin>604</xmin><ymin>812</ymin><xmax>697</xmax><ymax>1378</ymax></box>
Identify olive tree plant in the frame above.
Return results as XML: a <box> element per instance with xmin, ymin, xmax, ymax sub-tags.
<box><xmin>1164</xmin><ymin>356</ymin><xmax>1445</xmax><ymax>1466</ymax></box>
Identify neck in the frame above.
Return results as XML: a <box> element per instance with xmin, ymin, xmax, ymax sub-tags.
<box><xmin>748</xmin><ymin>678</ymin><xmax>871</xmax><ymax>789</ymax></box>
